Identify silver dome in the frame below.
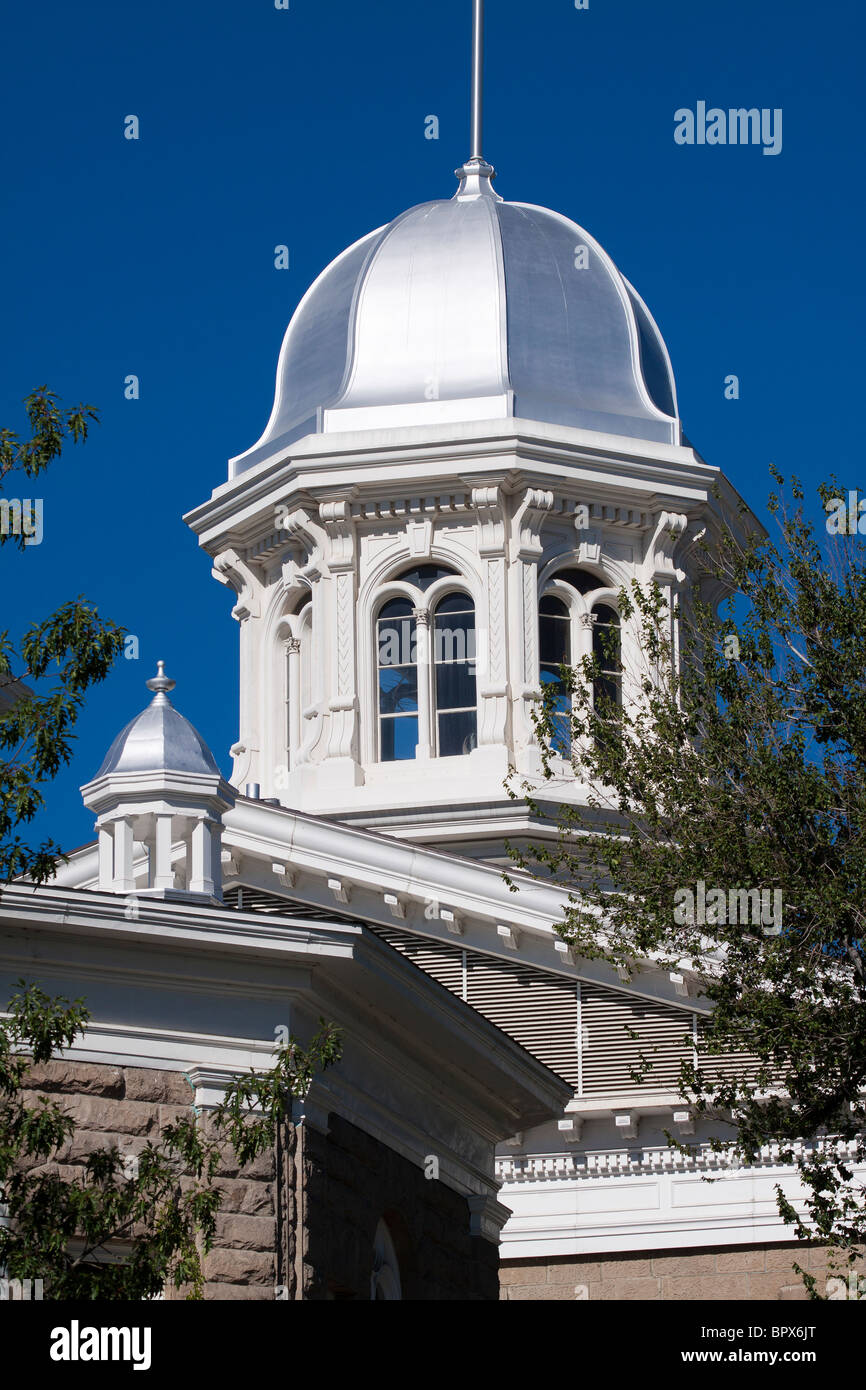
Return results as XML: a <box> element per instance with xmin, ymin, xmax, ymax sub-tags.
<box><xmin>93</xmin><ymin>663</ymin><xmax>221</xmax><ymax>779</ymax></box>
<box><xmin>232</xmin><ymin>159</ymin><xmax>679</xmax><ymax>476</ymax></box>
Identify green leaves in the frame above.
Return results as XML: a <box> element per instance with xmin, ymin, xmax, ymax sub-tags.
<box><xmin>0</xmin><ymin>388</ymin><xmax>125</xmax><ymax>885</ymax></box>
<box><xmin>0</xmin><ymin>982</ymin><xmax>342</xmax><ymax>1300</ymax></box>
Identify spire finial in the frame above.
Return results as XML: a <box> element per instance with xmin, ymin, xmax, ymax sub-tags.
<box><xmin>146</xmin><ymin>659</ymin><xmax>176</xmax><ymax>698</ymax></box>
<box><xmin>471</xmin><ymin>0</ymin><xmax>484</xmax><ymax>162</ymax></box>
<box><xmin>454</xmin><ymin>2</ymin><xmax>499</xmax><ymax>199</ymax></box>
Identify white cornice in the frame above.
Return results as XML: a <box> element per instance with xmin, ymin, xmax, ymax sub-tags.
<box><xmin>49</xmin><ymin>801</ymin><xmax>710</xmax><ymax>1014</ymax></box>
<box><xmin>184</xmin><ymin>419</ymin><xmax>745</xmax><ymax>557</ymax></box>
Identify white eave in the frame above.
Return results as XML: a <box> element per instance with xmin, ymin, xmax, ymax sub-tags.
<box><xmin>53</xmin><ymin>796</ymin><xmax>707</xmax><ymax>1014</ymax></box>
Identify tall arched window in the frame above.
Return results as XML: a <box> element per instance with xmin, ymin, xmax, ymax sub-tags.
<box><xmin>377</xmin><ymin>598</ymin><xmax>418</xmax><ymax>761</ymax></box>
<box><xmin>538</xmin><ymin>569</ymin><xmax>622</xmax><ymax>755</ymax></box>
<box><xmin>539</xmin><ymin>594</ymin><xmax>572</xmax><ymax>755</ymax></box>
<box><xmin>433</xmin><ymin>592</ymin><xmax>477</xmax><ymax>755</ymax></box>
<box><xmin>374</xmin><ymin>565</ymin><xmax>477</xmax><ymax>762</ymax></box>
<box><xmin>371</xmin><ymin>1219</ymin><xmax>402</xmax><ymax>1301</ymax></box>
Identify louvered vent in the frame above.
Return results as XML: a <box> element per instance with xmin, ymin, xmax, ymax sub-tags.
<box><xmin>465</xmin><ymin>954</ymin><xmax>580</xmax><ymax>1086</ymax></box>
<box><xmin>225</xmin><ymin>891</ymin><xmax>759</xmax><ymax>1099</ymax></box>
<box><xmin>695</xmin><ymin>1020</ymin><xmax>763</xmax><ymax>1087</ymax></box>
<box><xmin>371</xmin><ymin>927</ymin><xmax>579</xmax><ymax>1083</ymax></box>
<box><xmin>223</xmin><ymin>884</ymin><xmax>360</xmax><ymax>925</ymax></box>
<box><xmin>373</xmin><ymin>926</ymin><xmax>464</xmax><ymax>996</ymax></box>
<box><xmin>580</xmin><ymin>982</ymin><xmax>695</xmax><ymax>1095</ymax></box>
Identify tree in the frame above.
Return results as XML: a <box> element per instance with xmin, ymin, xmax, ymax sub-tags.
<box><xmin>508</xmin><ymin>474</ymin><xmax>866</xmax><ymax>1296</ymax></box>
<box><xmin>0</xmin><ymin>980</ymin><xmax>342</xmax><ymax>1299</ymax></box>
<box><xmin>0</xmin><ymin>387</ymin><xmax>126</xmax><ymax>884</ymax></box>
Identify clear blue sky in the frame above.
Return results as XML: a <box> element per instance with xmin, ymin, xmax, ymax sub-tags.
<box><xmin>1</xmin><ymin>0</ymin><xmax>862</xmax><ymax>853</ymax></box>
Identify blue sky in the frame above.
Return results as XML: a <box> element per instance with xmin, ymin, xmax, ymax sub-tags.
<box><xmin>1</xmin><ymin>0</ymin><xmax>862</xmax><ymax>852</ymax></box>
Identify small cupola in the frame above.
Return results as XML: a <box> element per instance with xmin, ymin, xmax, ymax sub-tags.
<box><xmin>81</xmin><ymin>662</ymin><xmax>234</xmax><ymax>902</ymax></box>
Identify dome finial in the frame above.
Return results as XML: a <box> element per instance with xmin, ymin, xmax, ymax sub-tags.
<box><xmin>146</xmin><ymin>659</ymin><xmax>176</xmax><ymax>699</ymax></box>
<box><xmin>470</xmin><ymin>0</ymin><xmax>485</xmax><ymax>163</ymax></box>
<box><xmin>454</xmin><ymin>3</ymin><xmax>500</xmax><ymax>200</ymax></box>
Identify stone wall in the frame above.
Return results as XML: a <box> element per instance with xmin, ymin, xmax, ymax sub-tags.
<box><xmin>501</xmin><ymin>1244</ymin><xmax>863</xmax><ymax>1300</ymax></box>
<box><xmin>19</xmin><ymin>1061</ymin><xmax>499</xmax><ymax>1300</ymax></box>
<box><xmin>302</xmin><ymin>1114</ymin><xmax>499</xmax><ymax>1300</ymax></box>
<box><xmin>21</xmin><ymin>1059</ymin><xmax>279</xmax><ymax>1301</ymax></box>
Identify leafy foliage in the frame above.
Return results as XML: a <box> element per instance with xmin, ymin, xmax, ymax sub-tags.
<box><xmin>508</xmin><ymin>475</ymin><xmax>866</xmax><ymax>1293</ymax></box>
<box><xmin>0</xmin><ymin>389</ymin><xmax>125</xmax><ymax>883</ymax></box>
<box><xmin>0</xmin><ymin>982</ymin><xmax>342</xmax><ymax>1299</ymax></box>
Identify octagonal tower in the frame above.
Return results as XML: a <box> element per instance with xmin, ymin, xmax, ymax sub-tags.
<box><xmin>186</xmin><ymin>156</ymin><xmax>753</xmax><ymax>862</ymax></box>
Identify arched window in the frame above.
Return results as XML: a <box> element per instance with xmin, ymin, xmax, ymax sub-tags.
<box><xmin>370</xmin><ymin>1219</ymin><xmax>402</xmax><ymax>1301</ymax></box>
<box><xmin>539</xmin><ymin>594</ymin><xmax>572</xmax><ymax>755</ymax></box>
<box><xmin>374</xmin><ymin>566</ymin><xmax>478</xmax><ymax>762</ymax></box>
<box><xmin>433</xmin><ymin>592</ymin><xmax>477</xmax><ymax>756</ymax></box>
<box><xmin>592</xmin><ymin>604</ymin><xmax>621</xmax><ymax>716</ymax></box>
<box><xmin>538</xmin><ymin>569</ymin><xmax>623</xmax><ymax>755</ymax></box>
<box><xmin>377</xmin><ymin>598</ymin><xmax>418</xmax><ymax>761</ymax></box>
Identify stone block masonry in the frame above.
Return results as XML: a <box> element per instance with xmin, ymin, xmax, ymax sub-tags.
<box><xmin>20</xmin><ymin>1061</ymin><xmax>500</xmax><ymax>1299</ymax></box>
<box><xmin>20</xmin><ymin>1060</ymin><xmax>278</xmax><ymax>1302</ymax></box>
<box><xmin>500</xmin><ymin>1244</ymin><xmax>866</xmax><ymax>1300</ymax></box>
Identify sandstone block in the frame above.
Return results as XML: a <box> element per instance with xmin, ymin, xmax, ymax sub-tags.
<box><xmin>717</xmin><ymin>1249</ymin><xmax>766</xmax><ymax>1274</ymax></box>
<box><xmin>595</xmin><ymin>1278</ymin><xmax>660</xmax><ymax>1300</ymax></box>
<box><xmin>547</xmin><ymin>1260</ymin><xmax>602</xmax><ymax>1284</ymax></box>
<box><xmin>651</xmin><ymin>1252</ymin><xmax>716</xmax><ymax>1277</ymax></box>
<box><xmin>599</xmin><ymin>1256</ymin><xmax>653</xmax><ymax>1280</ymax></box>
<box><xmin>26</xmin><ymin>1060</ymin><xmax>124</xmax><ymax>1097</ymax></box>
<box><xmin>501</xmin><ymin>1283</ymin><xmax>581</xmax><ymax>1301</ymax></box>
<box><xmin>213</xmin><ymin>1178</ymin><xmax>274</xmax><ymax>1216</ymax></box>
<box><xmin>661</xmin><ymin>1273</ymin><xmax>749</xmax><ymax>1301</ymax></box>
<box><xmin>747</xmin><ymin>1273</ymin><xmax>793</xmax><ymax>1300</ymax></box>
<box><xmin>123</xmin><ymin>1068</ymin><xmax>194</xmax><ymax>1105</ymax></box>
<box><xmin>202</xmin><ymin>1282</ymin><xmax>275</xmax><ymax>1301</ymax></box>
<box><xmin>500</xmin><ymin>1262</ymin><xmax>546</xmax><ymax>1286</ymax></box>
<box><xmin>763</xmin><ymin>1246</ymin><xmax>803</xmax><ymax>1273</ymax></box>
<box><xmin>203</xmin><ymin>1248</ymin><xmax>275</xmax><ymax>1286</ymax></box>
<box><xmin>214</xmin><ymin>1214</ymin><xmax>276</xmax><ymax>1252</ymax></box>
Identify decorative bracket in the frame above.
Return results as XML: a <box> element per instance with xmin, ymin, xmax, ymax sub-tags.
<box><xmin>644</xmin><ymin>511</ymin><xmax>688</xmax><ymax>585</ymax></box>
<box><xmin>512</xmin><ymin>487</ymin><xmax>555</xmax><ymax>561</ymax></box>
<box><xmin>472</xmin><ymin>485</ymin><xmax>506</xmax><ymax>556</ymax></box>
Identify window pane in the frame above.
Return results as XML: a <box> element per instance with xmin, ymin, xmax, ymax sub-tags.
<box><xmin>539</xmin><ymin>613</ymin><xmax>570</xmax><ymax>665</ymax></box>
<box><xmin>435</xmin><ymin>591</ymin><xmax>474</xmax><ymax>616</ymax></box>
<box><xmin>593</xmin><ymin>606</ymin><xmax>620</xmax><ymax>671</ymax></box>
<box><xmin>378</xmin><ymin>615</ymin><xmax>415</xmax><ymax>667</ymax></box>
<box><xmin>555</xmin><ymin>568</ymin><xmax>599</xmax><ymax>595</ymax></box>
<box><xmin>434</xmin><ymin>610</ymin><xmax>475</xmax><ymax>665</ymax></box>
<box><xmin>393</xmin><ymin>564</ymin><xmax>458</xmax><ymax>592</ymax></box>
<box><xmin>539</xmin><ymin>594</ymin><xmax>569</xmax><ymax>617</ymax></box>
<box><xmin>379</xmin><ymin>597</ymin><xmax>414</xmax><ymax>621</ymax></box>
<box><xmin>436</xmin><ymin>661</ymin><xmax>475</xmax><ymax>711</ymax></box>
<box><xmin>379</xmin><ymin>665</ymin><xmax>418</xmax><ymax>715</ymax></box>
<box><xmin>594</xmin><ymin>675</ymin><xmax>620</xmax><ymax>710</ymax></box>
<box><xmin>438</xmin><ymin>709</ymin><xmax>477</xmax><ymax>757</ymax></box>
<box><xmin>540</xmin><ymin>663</ymin><xmax>567</xmax><ymax>692</ymax></box>
<box><xmin>381</xmin><ymin>715</ymin><xmax>418</xmax><ymax>762</ymax></box>
<box><xmin>594</xmin><ymin>604</ymin><xmax>618</xmax><ymax>625</ymax></box>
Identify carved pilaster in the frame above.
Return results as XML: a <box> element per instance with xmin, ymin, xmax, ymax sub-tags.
<box><xmin>643</xmin><ymin>511</ymin><xmax>688</xmax><ymax>686</ymax></box>
<box><xmin>472</xmin><ymin>487</ymin><xmax>509</xmax><ymax>748</ymax></box>
<box><xmin>213</xmin><ymin>548</ymin><xmax>263</xmax><ymax>789</ymax></box>
<box><xmin>510</xmin><ymin>489</ymin><xmax>554</xmax><ymax>750</ymax></box>
<box><xmin>412</xmin><ymin>607</ymin><xmax>432</xmax><ymax>759</ymax></box>
<box><xmin>320</xmin><ymin>501</ymin><xmax>360</xmax><ymax>766</ymax></box>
